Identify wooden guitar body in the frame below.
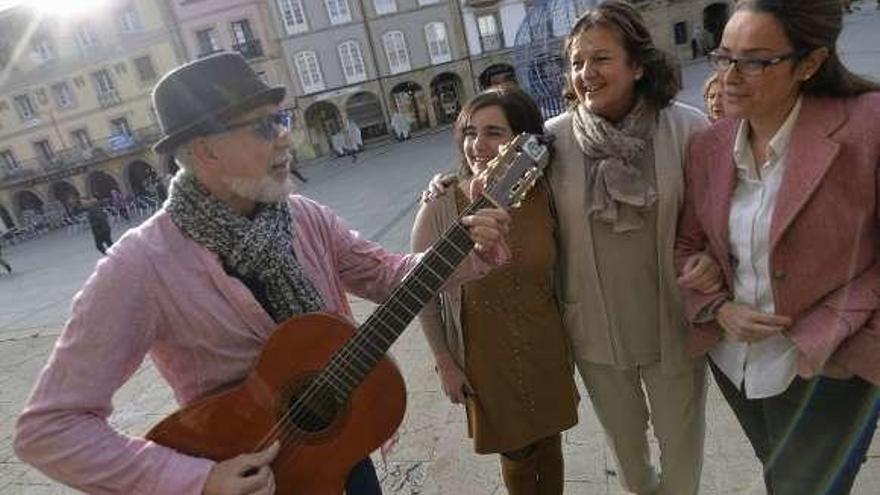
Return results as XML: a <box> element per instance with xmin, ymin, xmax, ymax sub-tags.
<box><xmin>146</xmin><ymin>313</ymin><xmax>406</xmax><ymax>495</ymax></box>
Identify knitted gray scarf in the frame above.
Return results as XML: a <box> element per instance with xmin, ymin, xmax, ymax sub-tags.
<box><xmin>166</xmin><ymin>171</ymin><xmax>325</xmax><ymax>322</ymax></box>
<box><xmin>572</xmin><ymin>97</ymin><xmax>658</xmax><ymax>232</ymax></box>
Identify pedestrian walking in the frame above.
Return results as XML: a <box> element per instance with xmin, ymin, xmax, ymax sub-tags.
<box><xmin>85</xmin><ymin>199</ymin><xmax>112</xmax><ymax>255</ymax></box>
<box><xmin>0</xmin><ymin>243</ymin><xmax>11</xmax><ymax>274</ymax></box>
<box><xmin>691</xmin><ymin>24</ymin><xmax>703</xmax><ymax>59</ymax></box>
<box><xmin>391</xmin><ymin>109</ymin><xmax>412</xmax><ymax>141</ymax></box>
<box><xmin>343</xmin><ymin>118</ymin><xmax>362</xmax><ymax>162</ymax></box>
<box><xmin>677</xmin><ymin>1</ymin><xmax>880</xmax><ymax>493</ymax></box>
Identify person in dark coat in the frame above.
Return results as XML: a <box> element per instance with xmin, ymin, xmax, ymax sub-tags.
<box><xmin>85</xmin><ymin>199</ymin><xmax>113</xmax><ymax>254</ymax></box>
<box><xmin>0</xmin><ymin>243</ymin><xmax>11</xmax><ymax>273</ymax></box>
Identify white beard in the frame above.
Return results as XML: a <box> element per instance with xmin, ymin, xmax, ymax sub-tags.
<box><xmin>221</xmin><ymin>173</ymin><xmax>295</xmax><ymax>204</ymax></box>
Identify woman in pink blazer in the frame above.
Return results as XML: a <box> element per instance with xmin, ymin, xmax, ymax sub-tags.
<box><xmin>675</xmin><ymin>1</ymin><xmax>879</xmax><ymax>494</ymax></box>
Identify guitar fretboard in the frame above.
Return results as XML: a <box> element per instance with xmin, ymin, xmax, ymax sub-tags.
<box><xmin>319</xmin><ymin>195</ymin><xmax>492</xmax><ymax>398</ymax></box>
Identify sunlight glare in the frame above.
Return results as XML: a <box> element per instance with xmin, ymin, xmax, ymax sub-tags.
<box><xmin>30</xmin><ymin>0</ymin><xmax>110</xmax><ymax>17</ymax></box>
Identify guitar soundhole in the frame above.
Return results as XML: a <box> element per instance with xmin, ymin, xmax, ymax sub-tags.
<box><xmin>282</xmin><ymin>376</ymin><xmax>345</xmax><ymax>434</ymax></box>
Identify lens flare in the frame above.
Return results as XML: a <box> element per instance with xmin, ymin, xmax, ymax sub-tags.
<box><xmin>30</xmin><ymin>0</ymin><xmax>110</xmax><ymax>17</ymax></box>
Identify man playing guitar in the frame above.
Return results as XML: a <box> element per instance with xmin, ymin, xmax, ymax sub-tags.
<box><xmin>13</xmin><ymin>53</ymin><xmax>511</xmax><ymax>495</ymax></box>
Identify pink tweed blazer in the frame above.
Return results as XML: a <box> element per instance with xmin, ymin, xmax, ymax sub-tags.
<box><xmin>675</xmin><ymin>93</ymin><xmax>880</xmax><ymax>385</ymax></box>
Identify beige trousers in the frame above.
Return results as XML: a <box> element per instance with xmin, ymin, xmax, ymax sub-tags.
<box><xmin>577</xmin><ymin>360</ymin><xmax>707</xmax><ymax>495</ymax></box>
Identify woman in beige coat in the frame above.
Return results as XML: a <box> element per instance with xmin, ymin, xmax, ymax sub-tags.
<box><xmin>544</xmin><ymin>2</ymin><xmax>713</xmax><ymax>494</ymax></box>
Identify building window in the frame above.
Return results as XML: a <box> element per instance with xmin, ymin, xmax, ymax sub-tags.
<box><xmin>92</xmin><ymin>69</ymin><xmax>121</xmax><ymax>107</ymax></box>
<box><xmin>231</xmin><ymin>20</ymin><xmax>263</xmax><ymax>59</ymax></box>
<box><xmin>338</xmin><ymin>41</ymin><xmax>366</xmax><ymax>84</ymax></box>
<box><xmin>231</xmin><ymin>19</ymin><xmax>255</xmax><ymax>44</ymax></box>
<box><xmin>373</xmin><ymin>0</ymin><xmax>396</xmax><ymax>15</ymax></box>
<box><xmin>477</xmin><ymin>14</ymin><xmax>503</xmax><ymax>52</ymax></box>
<box><xmin>13</xmin><ymin>94</ymin><xmax>36</xmax><ymax>121</ymax></box>
<box><xmin>32</xmin><ymin>37</ymin><xmax>55</xmax><ymax>63</ymax></box>
<box><xmin>417</xmin><ymin>0</ymin><xmax>440</xmax><ymax>5</ymax></box>
<box><xmin>71</xmin><ymin>128</ymin><xmax>92</xmax><ymax>150</ymax></box>
<box><xmin>674</xmin><ymin>21</ymin><xmax>688</xmax><ymax>45</ymax></box>
<box><xmin>325</xmin><ymin>0</ymin><xmax>351</xmax><ymax>25</ymax></box>
<box><xmin>0</xmin><ymin>150</ymin><xmax>20</xmax><ymax>171</ymax></box>
<box><xmin>34</xmin><ymin>139</ymin><xmax>55</xmax><ymax>163</ymax></box>
<box><xmin>51</xmin><ymin>81</ymin><xmax>76</xmax><ymax>109</ymax></box>
<box><xmin>196</xmin><ymin>28</ymin><xmax>222</xmax><ymax>57</ymax></box>
<box><xmin>111</xmin><ymin>117</ymin><xmax>132</xmax><ymax>137</ymax></box>
<box><xmin>425</xmin><ymin>22</ymin><xmax>451</xmax><ymax>64</ymax></box>
<box><xmin>93</xmin><ymin>69</ymin><xmax>116</xmax><ymax>94</ymax></box>
<box><xmin>119</xmin><ymin>3</ymin><xmax>142</xmax><ymax>33</ymax></box>
<box><xmin>133</xmin><ymin>56</ymin><xmax>157</xmax><ymax>82</ymax></box>
<box><xmin>294</xmin><ymin>51</ymin><xmax>325</xmax><ymax>94</ymax></box>
<box><xmin>277</xmin><ymin>0</ymin><xmax>308</xmax><ymax>34</ymax></box>
<box><xmin>382</xmin><ymin>31</ymin><xmax>410</xmax><ymax>74</ymax></box>
<box><xmin>76</xmin><ymin>21</ymin><xmax>100</xmax><ymax>52</ymax></box>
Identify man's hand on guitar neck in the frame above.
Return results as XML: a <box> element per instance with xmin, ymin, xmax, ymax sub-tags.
<box><xmin>203</xmin><ymin>441</ymin><xmax>280</xmax><ymax>495</ymax></box>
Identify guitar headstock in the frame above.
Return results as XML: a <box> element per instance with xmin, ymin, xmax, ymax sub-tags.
<box><xmin>478</xmin><ymin>133</ymin><xmax>554</xmax><ymax>210</ymax></box>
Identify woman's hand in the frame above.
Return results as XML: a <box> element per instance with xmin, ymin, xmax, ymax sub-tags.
<box><xmin>716</xmin><ymin>302</ymin><xmax>792</xmax><ymax>343</ymax></box>
<box><xmin>678</xmin><ymin>252</ymin><xmax>723</xmax><ymax>294</ymax></box>
<box><xmin>421</xmin><ymin>173</ymin><xmax>456</xmax><ymax>202</ymax></box>
<box><xmin>435</xmin><ymin>354</ymin><xmax>474</xmax><ymax>404</ymax></box>
<box><xmin>462</xmin><ymin>207</ymin><xmax>510</xmax><ymax>254</ymax></box>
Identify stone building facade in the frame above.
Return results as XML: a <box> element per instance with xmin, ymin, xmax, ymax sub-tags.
<box><xmin>0</xmin><ymin>0</ymin><xmax>186</xmax><ymax>229</ymax></box>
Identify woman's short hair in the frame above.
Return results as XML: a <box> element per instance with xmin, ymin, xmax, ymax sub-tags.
<box><xmin>562</xmin><ymin>0</ymin><xmax>681</xmax><ymax>110</ymax></box>
<box><xmin>454</xmin><ymin>85</ymin><xmax>544</xmax><ymax>178</ymax></box>
<box><xmin>735</xmin><ymin>0</ymin><xmax>879</xmax><ymax>97</ymax></box>
<box><xmin>703</xmin><ymin>72</ymin><xmax>720</xmax><ymax>102</ymax></box>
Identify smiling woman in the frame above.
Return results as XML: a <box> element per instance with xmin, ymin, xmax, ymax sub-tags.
<box><xmin>29</xmin><ymin>0</ymin><xmax>109</xmax><ymax>16</ymax></box>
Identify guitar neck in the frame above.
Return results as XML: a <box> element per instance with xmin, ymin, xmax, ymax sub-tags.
<box><xmin>323</xmin><ymin>195</ymin><xmax>492</xmax><ymax>397</ymax></box>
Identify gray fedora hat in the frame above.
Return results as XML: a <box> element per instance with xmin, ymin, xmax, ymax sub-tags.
<box><xmin>151</xmin><ymin>52</ymin><xmax>286</xmax><ymax>154</ymax></box>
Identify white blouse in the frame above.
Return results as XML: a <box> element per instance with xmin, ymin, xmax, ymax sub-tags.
<box><xmin>711</xmin><ymin>98</ymin><xmax>802</xmax><ymax>399</ymax></box>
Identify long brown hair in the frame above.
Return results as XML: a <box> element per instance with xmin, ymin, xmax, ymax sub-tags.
<box><xmin>454</xmin><ymin>86</ymin><xmax>544</xmax><ymax>178</ymax></box>
<box><xmin>735</xmin><ymin>0</ymin><xmax>879</xmax><ymax>96</ymax></box>
<box><xmin>562</xmin><ymin>0</ymin><xmax>680</xmax><ymax>110</ymax></box>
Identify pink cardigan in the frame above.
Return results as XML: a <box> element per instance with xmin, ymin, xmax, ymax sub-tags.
<box><xmin>14</xmin><ymin>194</ymin><xmax>495</xmax><ymax>494</ymax></box>
<box><xmin>676</xmin><ymin>93</ymin><xmax>880</xmax><ymax>385</ymax></box>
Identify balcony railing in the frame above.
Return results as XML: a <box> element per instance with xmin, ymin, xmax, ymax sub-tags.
<box><xmin>197</xmin><ymin>47</ymin><xmax>224</xmax><ymax>59</ymax></box>
<box><xmin>233</xmin><ymin>39</ymin><xmax>263</xmax><ymax>60</ymax></box>
<box><xmin>0</xmin><ymin>124</ymin><xmax>161</xmax><ymax>186</ymax></box>
<box><xmin>480</xmin><ymin>33</ymin><xmax>504</xmax><ymax>52</ymax></box>
<box><xmin>97</xmin><ymin>89</ymin><xmax>122</xmax><ymax>108</ymax></box>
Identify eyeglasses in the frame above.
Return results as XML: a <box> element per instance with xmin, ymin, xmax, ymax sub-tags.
<box><xmin>707</xmin><ymin>51</ymin><xmax>805</xmax><ymax>76</ymax></box>
<box><xmin>214</xmin><ymin>109</ymin><xmax>293</xmax><ymax>141</ymax></box>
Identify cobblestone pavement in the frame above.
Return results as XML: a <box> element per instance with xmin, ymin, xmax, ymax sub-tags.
<box><xmin>2</xmin><ymin>7</ymin><xmax>880</xmax><ymax>494</ymax></box>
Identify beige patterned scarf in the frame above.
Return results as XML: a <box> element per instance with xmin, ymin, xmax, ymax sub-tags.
<box><xmin>571</xmin><ymin>98</ymin><xmax>658</xmax><ymax>232</ymax></box>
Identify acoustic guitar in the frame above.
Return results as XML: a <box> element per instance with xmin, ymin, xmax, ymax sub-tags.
<box><xmin>146</xmin><ymin>133</ymin><xmax>553</xmax><ymax>494</ymax></box>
